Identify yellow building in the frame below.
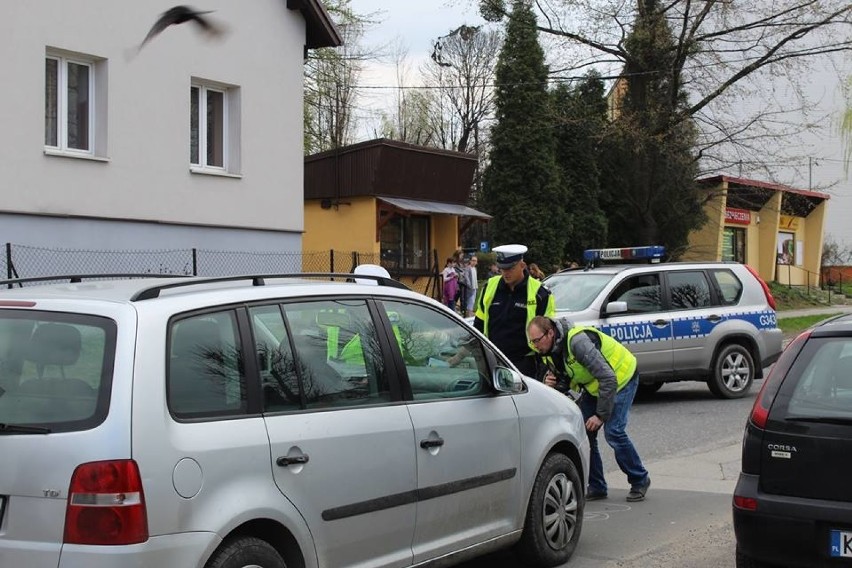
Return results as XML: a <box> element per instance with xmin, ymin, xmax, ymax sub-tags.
<box><xmin>685</xmin><ymin>175</ymin><xmax>829</xmax><ymax>287</ymax></box>
<box><xmin>302</xmin><ymin>138</ymin><xmax>490</xmax><ymax>297</ymax></box>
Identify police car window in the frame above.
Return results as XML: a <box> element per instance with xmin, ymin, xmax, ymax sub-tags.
<box><xmin>667</xmin><ymin>271</ymin><xmax>713</xmax><ymax>310</ymax></box>
<box><xmin>276</xmin><ymin>300</ymin><xmax>391</xmax><ymax>410</ymax></box>
<box><xmin>710</xmin><ymin>269</ymin><xmax>743</xmax><ymax>305</ymax></box>
<box><xmin>608</xmin><ymin>274</ymin><xmax>662</xmax><ymax>313</ymax></box>
<box><xmin>379</xmin><ymin>301</ymin><xmax>488</xmax><ymax>401</ymax></box>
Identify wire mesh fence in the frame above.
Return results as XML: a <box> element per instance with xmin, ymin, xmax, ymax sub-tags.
<box><xmin>2</xmin><ymin>243</ymin><xmax>441</xmax><ymax>299</ymax></box>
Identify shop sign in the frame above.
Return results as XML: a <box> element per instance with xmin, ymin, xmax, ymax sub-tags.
<box><xmin>725</xmin><ymin>207</ymin><xmax>751</xmax><ymax>225</ymax></box>
<box><xmin>779</xmin><ymin>215</ymin><xmax>800</xmax><ymax>230</ymax></box>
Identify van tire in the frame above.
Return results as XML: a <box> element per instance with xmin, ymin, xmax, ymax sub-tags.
<box><xmin>709</xmin><ymin>344</ymin><xmax>754</xmax><ymax>399</ymax></box>
<box><xmin>207</xmin><ymin>536</ymin><xmax>286</xmax><ymax>568</ymax></box>
<box><xmin>517</xmin><ymin>453</ymin><xmax>584</xmax><ymax>567</ymax></box>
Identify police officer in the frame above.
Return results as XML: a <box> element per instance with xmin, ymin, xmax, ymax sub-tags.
<box><xmin>527</xmin><ymin>315</ymin><xmax>651</xmax><ymax>502</ymax></box>
<box><xmin>452</xmin><ymin>244</ymin><xmax>554</xmax><ymax>377</ymax></box>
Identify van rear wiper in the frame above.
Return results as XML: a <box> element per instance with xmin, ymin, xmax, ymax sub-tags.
<box><xmin>0</xmin><ymin>423</ymin><xmax>52</xmax><ymax>434</ymax></box>
<box><xmin>786</xmin><ymin>416</ymin><xmax>852</xmax><ymax>426</ymax></box>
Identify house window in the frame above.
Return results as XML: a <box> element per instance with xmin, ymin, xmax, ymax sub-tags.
<box><xmin>380</xmin><ymin>216</ymin><xmax>430</xmax><ymax>271</ymax></box>
<box><xmin>45</xmin><ymin>55</ymin><xmax>93</xmax><ymax>153</ymax></box>
<box><xmin>190</xmin><ymin>82</ymin><xmax>240</xmax><ymax>173</ymax></box>
<box><xmin>722</xmin><ymin>227</ymin><xmax>746</xmax><ymax>263</ymax></box>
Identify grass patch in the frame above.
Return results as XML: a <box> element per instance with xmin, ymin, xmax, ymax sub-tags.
<box><xmin>777</xmin><ymin>313</ymin><xmax>841</xmax><ymax>335</ymax></box>
<box><xmin>769</xmin><ymin>281</ymin><xmax>828</xmax><ymax>311</ymax></box>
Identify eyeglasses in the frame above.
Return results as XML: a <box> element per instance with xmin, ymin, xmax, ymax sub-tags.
<box><xmin>529</xmin><ymin>330</ymin><xmax>549</xmax><ymax>345</ymax></box>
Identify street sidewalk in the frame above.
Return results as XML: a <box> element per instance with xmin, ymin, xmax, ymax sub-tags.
<box><xmin>606</xmin><ymin>437</ymin><xmax>742</xmax><ymax>495</ymax></box>
<box><xmin>776</xmin><ymin>305</ymin><xmax>852</xmax><ymax>319</ymax></box>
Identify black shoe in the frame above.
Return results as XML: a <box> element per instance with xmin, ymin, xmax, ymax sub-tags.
<box><xmin>626</xmin><ymin>478</ymin><xmax>650</xmax><ymax>502</ymax></box>
<box><xmin>586</xmin><ymin>490</ymin><xmax>608</xmax><ymax>501</ymax></box>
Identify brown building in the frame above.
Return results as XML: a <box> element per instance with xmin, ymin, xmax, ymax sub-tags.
<box><xmin>302</xmin><ymin>138</ymin><xmax>489</xmax><ymax>294</ymax></box>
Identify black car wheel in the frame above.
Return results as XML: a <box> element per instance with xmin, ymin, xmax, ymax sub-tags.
<box><xmin>517</xmin><ymin>453</ymin><xmax>584</xmax><ymax>567</ymax></box>
<box><xmin>709</xmin><ymin>344</ymin><xmax>754</xmax><ymax>399</ymax></box>
<box><xmin>207</xmin><ymin>536</ymin><xmax>286</xmax><ymax>568</ymax></box>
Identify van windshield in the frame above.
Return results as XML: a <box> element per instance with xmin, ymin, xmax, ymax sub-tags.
<box><xmin>0</xmin><ymin>311</ymin><xmax>116</xmax><ymax>433</ymax></box>
<box><xmin>544</xmin><ymin>273</ymin><xmax>616</xmax><ymax>311</ymax></box>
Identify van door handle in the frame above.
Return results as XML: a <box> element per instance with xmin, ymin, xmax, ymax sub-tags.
<box><xmin>277</xmin><ymin>454</ymin><xmax>310</xmax><ymax>467</ymax></box>
<box><xmin>706</xmin><ymin>315</ymin><xmax>722</xmax><ymax>323</ymax></box>
<box><xmin>652</xmin><ymin>319</ymin><xmax>669</xmax><ymax>327</ymax></box>
<box><xmin>420</xmin><ymin>437</ymin><xmax>444</xmax><ymax>449</ymax></box>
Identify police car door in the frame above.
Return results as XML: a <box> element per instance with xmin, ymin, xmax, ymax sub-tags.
<box><xmin>663</xmin><ymin>270</ymin><xmax>717</xmax><ymax>374</ymax></box>
<box><xmin>598</xmin><ymin>272</ymin><xmax>674</xmax><ymax>378</ymax></box>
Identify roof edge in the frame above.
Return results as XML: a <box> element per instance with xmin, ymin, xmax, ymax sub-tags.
<box><xmin>305</xmin><ymin>138</ymin><xmax>479</xmax><ymax>162</ymax></box>
<box><xmin>287</xmin><ymin>0</ymin><xmax>342</xmax><ymax>49</ymax></box>
<box><xmin>698</xmin><ymin>174</ymin><xmax>830</xmax><ymax>201</ymax></box>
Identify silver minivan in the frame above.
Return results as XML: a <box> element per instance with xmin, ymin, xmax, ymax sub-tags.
<box><xmin>544</xmin><ymin>261</ymin><xmax>783</xmax><ymax>398</ymax></box>
<box><xmin>0</xmin><ymin>271</ymin><xmax>589</xmax><ymax>568</ymax></box>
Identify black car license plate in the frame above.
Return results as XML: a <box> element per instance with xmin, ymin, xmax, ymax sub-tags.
<box><xmin>830</xmin><ymin>530</ymin><xmax>852</xmax><ymax>558</ymax></box>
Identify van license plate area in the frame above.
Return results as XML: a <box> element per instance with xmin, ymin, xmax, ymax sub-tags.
<box><xmin>830</xmin><ymin>530</ymin><xmax>852</xmax><ymax>557</ymax></box>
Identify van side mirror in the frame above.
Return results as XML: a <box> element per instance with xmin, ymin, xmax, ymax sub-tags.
<box><xmin>493</xmin><ymin>367</ymin><xmax>523</xmax><ymax>394</ymax></box>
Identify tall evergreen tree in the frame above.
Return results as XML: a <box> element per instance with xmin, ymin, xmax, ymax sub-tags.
<box><xmin>598</xmin><ymin>0</ymin><xmax>705</xmax><ymax>256</ymax></box>
<box><xmin>482</xmin><ymin>0</ymin><xmax>567</xmax><ymax>271</ymax></box>
<box><xmin>551</xmin><ymin>72</ymin><xmax>609</xmax><ymax>264</ymax></box>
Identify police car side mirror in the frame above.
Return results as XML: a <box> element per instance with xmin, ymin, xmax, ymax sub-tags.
<box><xmin>604</xmin><ymin>301</ymin><xmax>628</xmax><ymax>316</ymax></box>
<box><xmin>493</xmin><ymin>367</ymin><xmax>523</xmax><ymax>394</ymax></box>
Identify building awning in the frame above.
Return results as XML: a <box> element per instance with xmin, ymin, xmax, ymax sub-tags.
<box><xmin>377</xmin><ymin>196</ymin><xmax>491</xmax><ymax>219</ymax></box>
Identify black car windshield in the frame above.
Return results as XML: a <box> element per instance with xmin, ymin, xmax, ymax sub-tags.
<box><xmin>782</xmin><ymin>337</ymin><xmax>852</xmax><ymax>421</ymax></box>
<box><xmin>544</xmin><ymin>272</ymin><xmax>616</xmax><ymax>311</ymax></box>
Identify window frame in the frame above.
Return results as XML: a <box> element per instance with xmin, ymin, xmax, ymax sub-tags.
<box><xmin>45</xmin><ymin>54</ymin><xmax>95</xmax><ymax>155</ymax></box>
<box><xmin>380</xmin><ymin>215</ymin><xmax>431</xmax><ymax>273</ymax></box>
<box><xmin>190</xmin><ymin>82</ymin><xmax>229</xmax><ymax>171</ymax></box>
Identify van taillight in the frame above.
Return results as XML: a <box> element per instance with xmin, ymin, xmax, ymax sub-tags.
<box><xmin>744</xmin><ymin>264</ymin><xmax>776</xmax><ymax>311</ymax></box>
<box><xmin>749</xmin><ymin>330</ymin><xmax>811</xmax><ymax>429</ymax></box>
<box><xmin>64</xmin><ymin>460</ymin><xmax>148</xmax><ymax>545</ymax></box>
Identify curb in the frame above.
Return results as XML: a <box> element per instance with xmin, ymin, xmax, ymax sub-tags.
<box><xmin>606</xmin><ymin>441</ymin><xmax>741</xmax><ymax>495</ymax></box>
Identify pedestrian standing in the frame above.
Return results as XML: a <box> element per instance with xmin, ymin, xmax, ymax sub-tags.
<box><xmin>463</xmin><ymin>256</ymin><xmax>479</xmax><ymax>318</ymax></box>
<box><xmin>441</xmin><ymin>258</ymin><xmax>459</xmax><ymax>310</ymax></box>
<box><xmin>527</xmin><ymin>315</ymin><xmax>651</xmax><ymax>502</ymax></box>
<box><xmin>450</xmin><ymin>244</ymin><xmax>554</xmax><ymax>376</ymax></box>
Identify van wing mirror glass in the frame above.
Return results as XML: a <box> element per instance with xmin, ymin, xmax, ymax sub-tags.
<box><xmin>493</xmin><ymin>367</ymin><xmax>523</xmax><ymax>394</ymax></box>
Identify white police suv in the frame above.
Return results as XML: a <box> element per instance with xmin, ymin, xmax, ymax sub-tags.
<box><xmin>544</xmin><ymin>247</ymin><xmax>783</xmax><ymax>398</ymax></box>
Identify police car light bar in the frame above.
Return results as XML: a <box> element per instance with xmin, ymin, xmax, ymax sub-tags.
<box><xmin>583</xmin><ymin>246</ymin><xmax>666</xmax><ymax>264</ymax></box>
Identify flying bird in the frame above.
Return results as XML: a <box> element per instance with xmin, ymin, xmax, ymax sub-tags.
<box><xmin>136</xmin><ymin>5</ymin><xmax>226</xmax><ymax>53</ymax></box>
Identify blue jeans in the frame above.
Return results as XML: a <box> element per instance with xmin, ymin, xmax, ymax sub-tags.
<box><xmin>578</xmin><ymin>373</ymin><xmax>649</xmax><ymax>493</ymax></box>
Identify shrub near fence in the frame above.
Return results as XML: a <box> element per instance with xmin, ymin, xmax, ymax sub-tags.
<box><xmin>2</xmin><ymin>244</ymin><xmax>439</xmax><ymax>299</ymax></box>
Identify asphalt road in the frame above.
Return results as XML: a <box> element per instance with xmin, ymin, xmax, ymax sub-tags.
<box><xmin>461</xmin><ymin>380</ymin><xmax>759</xmax><ymax>568</ymax></box>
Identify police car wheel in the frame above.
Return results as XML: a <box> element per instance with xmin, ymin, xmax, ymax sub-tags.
<box><xmin>517</xmin><ymin>453</ymin><xmax>584</xmax><ymax>567</ymax></box>
<box><xmin>636</xmin><ymin>382</ymin><xmax>663</xmax><ymax>397</ymax></box>
<box><xmin>708</xmin><ymin>344</ymin><xmax>754</xmax><ymax>399</ymax></box>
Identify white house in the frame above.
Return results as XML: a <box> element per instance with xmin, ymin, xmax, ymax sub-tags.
<box><xmin>0</xmin><ymin>0</ymin><xmax>339</xmax><ymax>276</ymax></box>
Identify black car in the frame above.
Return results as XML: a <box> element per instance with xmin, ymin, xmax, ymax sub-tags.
<box><xmin>734</xmin><ymin>314</ymin><xmax>852</xmax><ymax>567</ymax></box>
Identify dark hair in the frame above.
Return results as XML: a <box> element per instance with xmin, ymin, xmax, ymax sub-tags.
<box><xmin>529</xmin><ymin>315</ymin><xmax>554</xmax><ymax>333</ymax></box>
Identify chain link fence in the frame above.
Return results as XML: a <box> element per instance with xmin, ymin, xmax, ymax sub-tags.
<box><xmin>3</xmin><ymin>243</ymin><xmax>440</xmax><ymax>299</ymax></box>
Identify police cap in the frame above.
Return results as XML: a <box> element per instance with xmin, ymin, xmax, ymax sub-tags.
<box><xmin>493</xmin><ymin>244</ymin><xmax>528</xmax><ymax>269</ymax></box>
